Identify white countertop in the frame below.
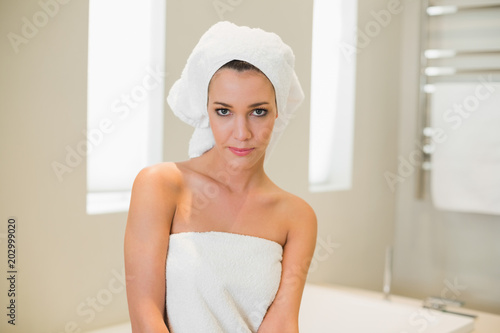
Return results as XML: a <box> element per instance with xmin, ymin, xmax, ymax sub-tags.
<box><xmin>305</xmin><ymin>283</ymin><xmax>500</xmax><ymax>333</ymax></box>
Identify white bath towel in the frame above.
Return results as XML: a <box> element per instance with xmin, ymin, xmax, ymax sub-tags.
<box><xmin>167</xmin><ymin>21</ymin><xmax>304</xmax><ymax>159</ymax></box>
<box><xmin>430</xmin><ymin>81</ymin><xmax>500</xmax><ymax>215</ymax></box>
<box><xmin>165</xmin><ymin>231</ymin><xmax>283</xmax><ymax>333</ymax></box>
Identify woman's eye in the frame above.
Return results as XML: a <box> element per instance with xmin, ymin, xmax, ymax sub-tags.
<box><xmin>252</xmin><ymin>108</ymin><xmax>268</xmax><ymax>117</ymax></box>
<box><xmin>216</xmin><ymin>108</ymin><xmax>230</xmax><ymax>116</ymax></box>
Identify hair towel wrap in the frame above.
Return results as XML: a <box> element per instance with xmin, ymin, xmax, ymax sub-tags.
<box><xmin>167</xmin><ymin>21</ymin><xmax>305</xmax><ymax>158</ymax></box>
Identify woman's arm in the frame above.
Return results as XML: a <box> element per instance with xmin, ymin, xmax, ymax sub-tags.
<box><xmin>257</xmin><ymin>198</ymin><xmax>317</xmax><ymax>333</ymax></box>
<box><xmin>124</xmin><ymin>163</ymin><xmax>180</xmax><ymax>333</ymax></box>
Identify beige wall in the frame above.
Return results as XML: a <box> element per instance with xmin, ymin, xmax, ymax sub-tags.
<box><xmin>1</xmin><ymin>0</ymin><xmax>458</xmax><ymax>331</ymax></box>
<box><xmin>299</xmin><ymin>0</ymin><xmax>401</xmax><ymax>291</ymax></box>
<box><xmin>0</xmin><ymin>1</ymin><xmax>129</xmax><ymax>332</ymax></box>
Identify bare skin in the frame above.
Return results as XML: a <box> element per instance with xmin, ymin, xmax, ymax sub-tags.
<box><xmin>124</xmin><ymin>69</ymin><xmax>317</xmax><ymax>333</ymax></box>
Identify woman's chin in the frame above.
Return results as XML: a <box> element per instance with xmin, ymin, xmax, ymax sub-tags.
<box><xmin>224</xmin><ymin>148</ymin><xmax>265</xmax><ymax>169</ymax></box>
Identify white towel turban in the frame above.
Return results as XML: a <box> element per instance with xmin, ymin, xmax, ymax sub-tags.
<box><xmin>167</xmin><ymin>21</ymin><xmax>305</xmax><ymax>159</ymax></box>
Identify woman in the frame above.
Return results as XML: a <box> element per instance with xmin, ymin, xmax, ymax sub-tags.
<box><xmin>124</xmin><ymin>22</ymin><xmax>317</xmax><ymax>333</ymax></box>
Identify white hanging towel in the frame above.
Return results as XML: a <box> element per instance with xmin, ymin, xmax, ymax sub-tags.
<box><xmin>165</xmin><ymin>231</ymin><xmax>283</xmax><ymax>333</ymax></box>
<box><xmin>430</xmin><ymin>80</ymin><xmax>500</xmax><ymax>215</ymax></box>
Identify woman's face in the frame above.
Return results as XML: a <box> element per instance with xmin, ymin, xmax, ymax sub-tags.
<box><xmin>207</xmin><ymin>68</ymin><xmax>277</xmax><ymax>167</ymax></box>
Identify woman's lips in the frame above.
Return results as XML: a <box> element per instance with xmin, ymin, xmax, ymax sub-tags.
<box><xmin>228</xmin><ymin>147</ymin><xmax>255</xmax><ymax>156</ymax></box>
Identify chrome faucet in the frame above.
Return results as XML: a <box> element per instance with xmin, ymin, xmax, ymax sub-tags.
<box><xmin>383</xmin><ymin>245</ymin><xmax>393</xmax><ymax>300</ymax></box>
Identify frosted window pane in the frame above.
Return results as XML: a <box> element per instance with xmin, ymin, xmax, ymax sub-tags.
<box><xmin>309</xmin><ymin>0</ymin><xmax>357</xmax><ymax>192</ymax></box>
<box><xmin>87</xmin><ymin>0</ymin><xmax>165</xmax><ymax>213</ymax></box>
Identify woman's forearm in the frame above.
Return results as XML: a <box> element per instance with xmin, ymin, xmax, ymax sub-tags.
<box><xmin>130</xmin><ymin>320</ymin><xmax>170</xmax><ymax>333</ymax></box>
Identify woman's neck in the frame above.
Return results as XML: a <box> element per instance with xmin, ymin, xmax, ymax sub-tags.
<box><xmin>198</xmin><ymin>148</ymin><xmax>268</xmax><ymax>193</ymax></box>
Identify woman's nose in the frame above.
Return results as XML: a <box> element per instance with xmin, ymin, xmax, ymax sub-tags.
<box><xmin>233</xmin><ymin>116</ymin><xmax>252</xmax><ymax>141</ymax></box>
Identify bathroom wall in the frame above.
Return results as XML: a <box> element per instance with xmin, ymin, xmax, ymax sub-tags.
<box><xmin>299</xmin><ymin>0</ymin><xmax>402</xmax><ymax>292</ymax></box>
<box><xmin>0</xmin><ymin>1</ymin><xmax>130</xmax><ymax>332</ymax></box>
<box><xmin>0</xmin><ymin>0</ymin><xmax>318</xmax><ymax>332</ymax></box>
<box><xmin>392</xmin><ymin>0</ymin><xmax>500</xmax><ymax>315</ymax></box>
<box><xmin>0</xmin><ymin>0</ymin><xmax>429</xmax><ymax>332</ymax></box>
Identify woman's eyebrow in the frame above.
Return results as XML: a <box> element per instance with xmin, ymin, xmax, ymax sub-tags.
<box><xmin>212</xmin><ymin>101</ymin><xmax>270</xmax><ymax>108</ymax></box>
<box><xmin>213</xmin><ymin>101</ymin><xmax>232</xmax><ymax>107</ymax></box>
<box><xmin>248</xmin><ymin>102</ymin><xmax>269</xmax><ymax>108</ymax></box>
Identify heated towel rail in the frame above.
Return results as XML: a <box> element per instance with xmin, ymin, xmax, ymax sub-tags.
<box><xmin>416</xmin><ymin>0</ymin><xmax>500</xmax><ymax>199</ymax></box>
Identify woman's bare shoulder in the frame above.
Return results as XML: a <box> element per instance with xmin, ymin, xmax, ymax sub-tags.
<box><xmin>127</xmin><ymin>162</ymin><xmax>183</xmax><ymax>231</ymax></box>
<box><xmin>287</xmin><ymin>192</ymin><xmax>316</xmax><ymax>223</ymax></box>
<box><xmin>271</xmin><ymin>186</ymin><xmax>317</xmax><ymax>228</ymax></box>
<box><xmin>132</xmin><ymin>162</ymin><xmax>184</xmax><ymax>195</ymax></box>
